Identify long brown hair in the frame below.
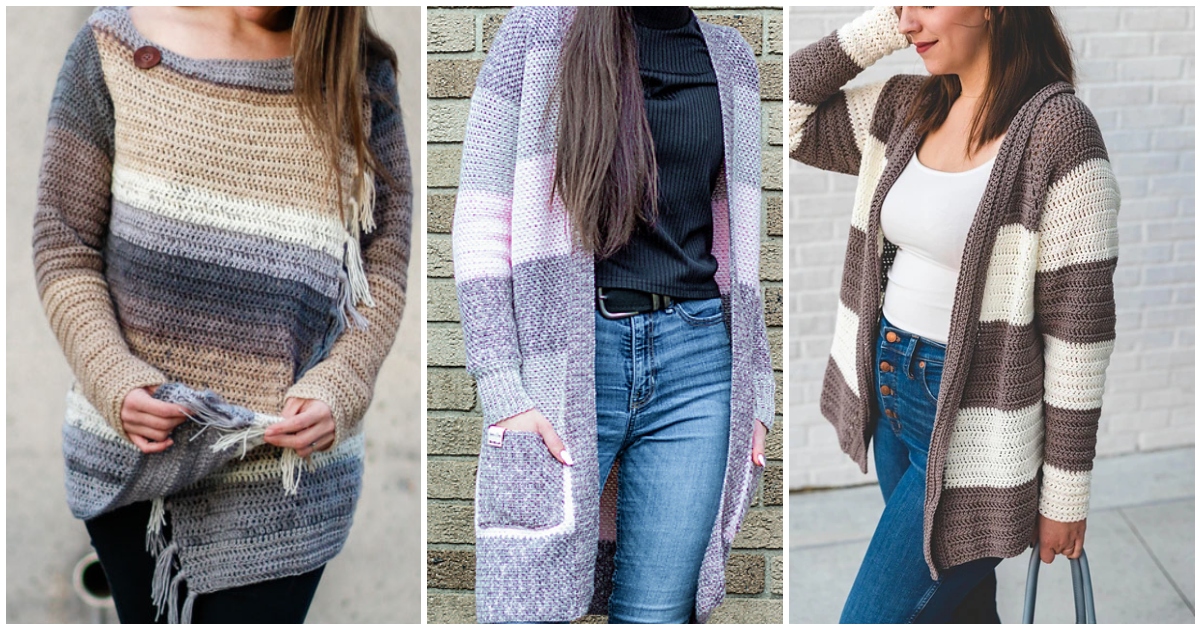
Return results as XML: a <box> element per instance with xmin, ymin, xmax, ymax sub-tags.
<box><xmin>903</xmin><ymin>7</ymin><xmax>1074</xmax><ymax>157</ymax></box>
<box><xmin>292</xmin><ymin>7</ymin><xmax>398</xmax><ymax>226</ymax></box>
<box><xmin>553</xmin><ymin>7</ymin><xmax>658</xmax><ymax>258</ymax></box>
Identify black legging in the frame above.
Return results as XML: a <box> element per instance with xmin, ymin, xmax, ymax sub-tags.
<box><xmin>85</xmin><ymin>501</ymin><xmax>325</xmax><ymax>623</ymax></box>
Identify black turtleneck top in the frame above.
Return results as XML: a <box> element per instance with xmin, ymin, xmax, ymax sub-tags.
<box><xmin>594</xmin><ymin>7</ymin><xmax>725</xmax><ymax>299</ymax></box>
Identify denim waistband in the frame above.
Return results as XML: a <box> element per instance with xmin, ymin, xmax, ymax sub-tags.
<box><xmin>877</xmin><ymin>315</ymin><xmax>947</xmax><ymax>363</ymax></box>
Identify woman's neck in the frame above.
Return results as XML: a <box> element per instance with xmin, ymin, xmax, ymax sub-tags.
<box><xmin>631</xmin><ymin>7</ymin><xmax>692</xmax><ymax>30</ymax></box>
<box><xmin>128</xmin><ymin>6</ymin><xmax>294</xmax><ymax>61</ymax></box>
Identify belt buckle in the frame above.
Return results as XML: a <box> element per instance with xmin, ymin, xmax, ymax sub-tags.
<box><xmin>597</xmin><ymin>288</ymin><xmax>638</xmax><ymax>320</ymax></box>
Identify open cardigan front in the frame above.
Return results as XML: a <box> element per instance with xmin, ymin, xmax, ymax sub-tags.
<box><xmin>452</xmin><ymin>7</ymin><xmax>775</xmax><ymax>623</ymax></box>
<box><xmin>789</xmin><ymin>7</ymin><xmax>1120</xmax><ymax>578</ymax></box>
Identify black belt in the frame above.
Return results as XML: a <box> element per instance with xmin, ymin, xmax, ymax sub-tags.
<box><xmin>596</xmin><ymin>287</ymin><xmax>675</xmax><ymax>319</ymax></box>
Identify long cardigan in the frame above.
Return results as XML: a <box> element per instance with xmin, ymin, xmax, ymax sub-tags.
<box><xmin>452</xmin><ymin>7</ymin><xmax>775</xmax><ymax>623</ymax></box>
<box><xmin>788</xmin><ymin>7</ymin><xmax>1119</xmax><ymax>578</ymax></box>
<box><xmin>33</xmin><ymin>7</ymin><xmax>411</xmax><ymax>622</ymax></box>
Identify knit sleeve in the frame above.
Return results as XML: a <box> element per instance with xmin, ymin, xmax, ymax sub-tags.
<box><xmin>33</xmin><ymin>23</ymin><xmax>167</xmax><ymax>439</ymax></box>
<box><xmin>1033</xmin><ymin>104</ymin><xmax>1120</xmax><ymax>523</ymax></box>
<box><xmin>451</xmin><ymin>8</ymin><xmax>539</xmax><ymax>427</ymax></box>
<box><xmin>284</xmin><ymin>60</ymin><xmax>413</xmax><ymax>445</ymax></box>
<box><xmin>788</xmin><ymin>5</ymin><xmax>910</xmax><ymax>174</ymax></box>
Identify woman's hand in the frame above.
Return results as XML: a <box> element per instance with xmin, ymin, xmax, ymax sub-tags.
<box><xmin>264</xmin><ymin>397</ymin><xmax>336</xmax><ymax>458</ymax></box>
<box><xmin>750</xmin><ymin>420</ymin><xmax>768</xmax><ymax>467</ymax></box>
<box><xmin>122</xmin><ymin>386</ymin><xmax>189</xmax><ymax>454</ymax></box>
<box><xmin>1037</xmin><ymin>513</ymin><xmax>1087</xmax><ymax>563</ymax></box>
<box><xmin>494</xmin><ymin>408</ymin><xmax>573</xmax><ymax>466</ymax></box>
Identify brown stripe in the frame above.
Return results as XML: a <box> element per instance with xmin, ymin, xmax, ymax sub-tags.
<box><xmin>1042</xmin><ymin>405</ymin><xmax>1100</xmax><ymax>472</ymax></box>
<box><xmin>931</xmin><ymin>479</ymin><xmax>1039</xmax><ymax>570</ymax></box>
<box><xmin>789</xmin><ymin>32</ymin><xmax>862</xmax><ymax>105</ymax></box>
<box><xmin>869</xmin><ymin>74</ymin><xmax>923</xmax><ymax>147</ymax></box>
<box><xmin>796</xmin><ymin>94</ymin><xmax>862</xmax><ymax>175</ymax></box>
<box><xmin>1035</xmin><ymin>258</ymin><xmax>1117</xmax><ymax>344</ymax></box>
<box><xmin>820</xmin><ymin>356</ymin><xmax>869</xmax><ymax>473</ymax></box>
<box><xmin>839</xmin><ymin>226</ymin><xmax>870</xmax><ymax>309</ymax></box>
<box><xmin>959</xmin><ymin>321</ymin><xmax>1043</xmax><ymax>412</ymax></box>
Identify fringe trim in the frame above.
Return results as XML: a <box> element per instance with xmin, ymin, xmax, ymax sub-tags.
<box><xmin>344</xmin><ymin>234</ymin><xmax>376</xmax><ymax>311</ymax></box>
<box><xmin>151</xmin><ymin>541</ymin><xmax>178</xmax><ymax>620</ymax></box>
<box><xmin>181</xmin><ymin>591</ymin><xmax>198</xmax><ymax>625</ymax></box>
<box><xmin>145</xmin><ymin>497</ymin><xmax>167</xmax><ymax>555</ymax></box>
<box><xmin>208</xmin><ymin>426</ymin><xmax>303</xmax><ymax>496</ymax></box>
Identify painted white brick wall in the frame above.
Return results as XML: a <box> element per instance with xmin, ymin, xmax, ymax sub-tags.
<box><xmin>788</xmin><ymin>7</ymin><xmax>1195</xmax><ymax>490</ymax></box>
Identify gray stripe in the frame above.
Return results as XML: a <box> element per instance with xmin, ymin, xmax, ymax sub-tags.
<box><xmin>1036</xmin><ymin>258</ymin><xmax>1118</xmax><ymax>344</ymax></box>
<box><xmin>1042</xmin><ymin>405</ymin><xmax>1101</xmax><ymax>472</ymax></box>
<box><xmin>960</xmin><ymin>321</ymin><xmax>1044</xmax><ymax>412</ymax></box>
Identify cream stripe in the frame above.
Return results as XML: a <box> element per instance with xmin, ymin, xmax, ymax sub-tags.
<box><xmin>1043</xmin><ymin>336</ymin><xmax>1114</xmax><ymax>411</ymax></box>
<box><xmin>1039</xmin><ymin>463</ymin><xmax>1091</xmax><ymax>523</ymax></box>
<box><xmin>1039</xmin><ymin>158</ymin><xmax>1120</xmax><ymax>273</ymax></box>
<box><xmin>944</xmin><ymin>402</ymin><xmax>1045</xmax><ymax>489</ymax></box>
<box><xmin>200</xmin><ymin>433</ymin><xmax>366</xmax><ymax>486</ymax></box>
<box><xmin>844</xmin><ymin>82</ymin><xmax>886</xmax><ymax>155</ymax></box>
<box><xmin>66</xmin><ymin>385</ymin><xmax>134</xmax><ymax>448</ymax></box>
<box><xmin>788</xmin><ymin>100</ymin><xmax>817</xmax><ymax>155</ymax></box>
<box><xmin>830</xmin><ymin>301</ymin><xmax>861</xmax><ymax>397</ymax></box>
<box><xmin>112</xmin><ymin>164</ymin><xmax>346</xmax><ymax>260</ymax></box>
<box><xmin>835</xmin><ymin>6</ymin><xmax>910</xmax><ymax>69</ymax></box>
<box><xmin>978</xmin><ymin>223</ymin><xmax>1039</xmax><ymax>326</ymax></box>
<box><xmin>851</xmin><ymin>136</ymin><xmax>888</xmax><ymax>232</ymax></box>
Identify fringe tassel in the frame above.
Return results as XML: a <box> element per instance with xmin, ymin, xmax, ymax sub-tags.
<box><xmin>349</xmin><ymin>169</ymin><xmax>377</xmax><ymax>235</ymax></box>
<box><xmin>151</xmin><ymin>541</ymin><xmax>178</xmax><ymax>620</ymax></box>
<box><xmin>181</xmin><ymin>591</ymin><xmax>197</xmax><ymax>625</ymax></box>
<box><xmin>145</xmin><ymin>497</ymin><xmax>167</xmax><ymax>555</ymax></box>
<box><xmin>166</xmin><ymin>572</ymin><xmax>186</xmax><ymax>624</ymax></box>
<box><xmin>337</xmin><ymin>265</ymin><xmax>370</xmax><ymax>331</ymax></box>
<box><xmin>344</xmin><ymin>235</ymin><xmax>376</xmax><ymax>309</ymax></box>
<box><xmin>282</xmin><ymin>448</ymin><xmax>303</xmax><ymax>495</ymax></box>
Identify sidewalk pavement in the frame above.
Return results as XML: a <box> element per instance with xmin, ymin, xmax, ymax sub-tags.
<box><xmin>789</xmin><ymin>446</ymin><xmax>1195</xmax><ymax>623</ymax></box>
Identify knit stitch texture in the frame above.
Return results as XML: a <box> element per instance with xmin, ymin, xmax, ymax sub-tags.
<box><xmin>789</xmin><ymin>6</ymin><xmax>1119</xmax><ymax>578</ymax></box>
<box><xmin>453</xmin><ymin>7</ymin><xmax>774</xmax><ymax>623</ymax></box>
<box><xmin>34</xmin><ymin>6</ymin><xmax>411</xmax><ymax>622</ymax></box>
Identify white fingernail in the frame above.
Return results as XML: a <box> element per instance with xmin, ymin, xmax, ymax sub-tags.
<box><xmin>756</xmin><ymin>454</ymin><xmax>766</xmax><ymax>467</ymax></box>
<box><xmin>561</xmin><ymin>449</ymin><xmax>574</xmax><ymax>466</ymax></box>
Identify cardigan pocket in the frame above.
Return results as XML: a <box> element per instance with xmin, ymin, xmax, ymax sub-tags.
<box><xmin>476</xmin><ymin>430</ymin><xmax>567</xmax><ymax>533</ymax></box>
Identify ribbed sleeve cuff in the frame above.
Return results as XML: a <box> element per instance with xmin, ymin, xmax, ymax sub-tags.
<box><xmin>474</xmin><ymin>365</ymin><xmax>536</xmax><ymax>427</ymax></box>
<box><xmin>836</xmin><ymin>6</ymin><xmax>910</xmax><ymax>68</ymax></box>
<box><xmin>1038</xmin><ymin>463</ymin><xmax>1092</xmax><ymax>523</ymax></box>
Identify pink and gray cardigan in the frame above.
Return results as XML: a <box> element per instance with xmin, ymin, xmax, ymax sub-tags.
<box><xmin>452</xmin><ymin>7</ymin><xmax>774</xmax><ymax>623</ymax></box>
<box><xmin>790</xmin><ymin>7</ymin><xmax>1120</xmax><ymax>577</ymax></box>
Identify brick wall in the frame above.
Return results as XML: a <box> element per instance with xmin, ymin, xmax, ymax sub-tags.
<box><xmin>788</xmin><ymin>7</ymin><xmax>1196</xmax><ymax>489</ymax></box>
<box><xmin>427</xmin><ymin>7</ymin><xmax>784</xmax><ymax>623</ymax></box>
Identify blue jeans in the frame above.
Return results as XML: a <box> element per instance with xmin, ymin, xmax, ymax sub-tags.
<box><xmin>595</xmin><ymin>297</ymin><xmax>732</xmax><ymax>624</ymax></box>
<box><xmin>840</xmin><ymin>317</ymin><xmax>1001</xmax><ymax>623</ymax></box>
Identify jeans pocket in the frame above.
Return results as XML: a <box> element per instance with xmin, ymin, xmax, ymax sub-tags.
<box><xmin>920</xmin><ymin>360</ymin><xmax>944</xmax><ymax>405</ymax></box>
<box><xmin>674</xmin><ymin>298</ymin><xmax>724</xmax><ymax>326</ymax></box>
<box><xmin>475</xmin><ymin>431</ymin><xmax>566</xmax><ymax>531</ymax></box>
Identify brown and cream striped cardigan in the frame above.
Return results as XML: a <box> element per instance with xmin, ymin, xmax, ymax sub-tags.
<box><xmin>789</xmin><ymin>6</ymin><xmax>1119</xmax><ymax>577</ymax></box>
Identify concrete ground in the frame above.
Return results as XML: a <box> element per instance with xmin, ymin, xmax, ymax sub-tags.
<box><xmin>7</xmin><ymin>8</ymin><xmax>423</xmax><ymax>623</ymax></box>
<box><xmin>790</xmin><ymin>447</ymin><xmax>1195</xmax><ymax>623</ymax></box>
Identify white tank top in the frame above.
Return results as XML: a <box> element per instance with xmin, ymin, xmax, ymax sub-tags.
<box><xmin>880</xmin><ymin>152</ymin><xmax>995</xmax><ymax>344</ymax></box>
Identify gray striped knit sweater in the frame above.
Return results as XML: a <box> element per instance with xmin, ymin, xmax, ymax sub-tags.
<box><xmin>789</xmin><ymin>6</ymin><xmax>1119</xmax><ymax>577</ymax></box>
<box><xmin>34</xmin><ymin>7</ymin><xmax>411</xmax><ymax>622</ymax></box>
<box><xmin>453</xmin><ymin>7</ymin><xmax>774</xmax><ymax>623</ymax></box>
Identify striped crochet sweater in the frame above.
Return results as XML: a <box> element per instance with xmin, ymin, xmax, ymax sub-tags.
<box><xmin>453</xmin><ymin>7</ymin><xmax>774</xmax><ymax>623</ymax></box>
<box><xmin>789</xmin><ymin>7</ymin><xmax>1119</xmax><ymax>577</ymax></box>
<box><xmin>33</xmin><ymin>7</ymin><xmax>411</xmax><ymax>620</ymax></box>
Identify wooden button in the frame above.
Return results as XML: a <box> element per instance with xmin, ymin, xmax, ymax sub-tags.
<box><xmin>880</xmin><ymin>361</ymin><xmax>892</xmax><ymax>372</ymax></box>
<box><xmin>880</xmin><ymin>385</ymin><xmax>892</xmax><ymax>396</ymax></box>
<box><xmin>885</xmin><ymin>331</ymin><xmax>899</xmax><ymax>343</ymax></box>
<box><xmin>134</xmin><ymin>46</ymin><xmax>162</xmax><ymax>69</ymax></box>
<box><xmin>884</xmin><ymin>409</ymin><xmax>897</xmax><ymax>419</ymax></box>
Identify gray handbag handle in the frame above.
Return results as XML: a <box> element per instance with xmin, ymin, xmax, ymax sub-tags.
<box><xmin>1023</xmin><ymin>542</ymin><xmax>1096</xmax><ymax>623</ymax></box>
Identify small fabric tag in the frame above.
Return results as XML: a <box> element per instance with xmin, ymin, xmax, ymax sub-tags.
<box><xmin>486</xmin><ymin>425</ymin><xmax>505</xmax><ymax>448</ymax></box>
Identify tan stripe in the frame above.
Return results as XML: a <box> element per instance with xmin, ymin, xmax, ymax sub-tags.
<box><xmin>123</xmin><ymin>328</ymin><xmax>293</xmax><ymax>414</ymax></box>
<box><xmin>95</xmin><ymin>30</ymin><xmax>352</xmax><ymax>217</ymax></box>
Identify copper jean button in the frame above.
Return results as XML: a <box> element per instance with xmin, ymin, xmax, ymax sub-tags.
<box><xmin>919</xmin><ymin>360</ymin><xmax>926</xmax><ymax>368</ymax></box>
<box><xmin>880</xmin><ymin>361</ymin><xmax>892</xmax><ymax>372</ymax></box>
<box><xmin>885</xmin><ymin>331</ymin><xmax>899</xmax><ymax>343</ymax></box>
<box><xmin>880</xmin><ymin>385</ymin><xmax>892</xmax><ymax>396</ymax></box>
<box><xmin>134</xmin><ymin>46</ymin><xmax>162</xmax><ymax>69</ymax></box>
<box><xmin>884</xmin><ymin>409</ymin><xmax>897</xmax><ymax>419</ymax></box>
